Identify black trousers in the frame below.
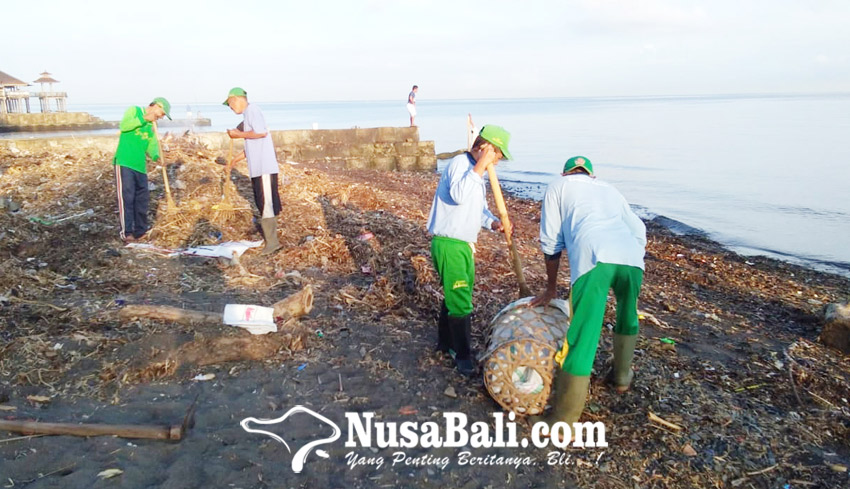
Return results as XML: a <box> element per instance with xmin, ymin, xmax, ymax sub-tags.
<box><xmin>251</xmin><ymin>173</ymin><xmax>281</xmax><ymax>217</ymax></box>
<box><xmin>115</xmin><ymin>165</ymin><xmax>149</xmax><ymax>239</ymax></box>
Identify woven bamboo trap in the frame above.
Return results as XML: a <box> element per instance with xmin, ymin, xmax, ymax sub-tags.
<box><xmin>482</xmin><ymin>297</ymin><xmax>570</xmax><ymax>416</ymax></box>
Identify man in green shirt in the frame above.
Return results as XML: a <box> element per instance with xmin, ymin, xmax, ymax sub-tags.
<box><xmin>113</xmin><ymin>97</ymin><xmax>171</xmax><ymax>243</ymax></box>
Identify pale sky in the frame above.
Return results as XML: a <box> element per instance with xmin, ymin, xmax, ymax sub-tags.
<box><xmin>3</xmin><ymin>0</ymin><xmax>849</xmax><ymax>104</ymax></box>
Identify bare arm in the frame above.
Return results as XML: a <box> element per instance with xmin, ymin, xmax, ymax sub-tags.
<box><xmin>227</xmin><ymin>128</ymin><xmax>267</xmax><ymax>139</ymax></box>
<box><xmin>528</xmin><ymin>253</ymin><xmax>561</xmax><ymax>307</ymax></box>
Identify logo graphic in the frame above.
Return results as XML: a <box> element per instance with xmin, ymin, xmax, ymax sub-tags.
<box><xmin>241</xmin><ymin>405</ymin><xmax>341</xmax><ymax>473</ymax></box>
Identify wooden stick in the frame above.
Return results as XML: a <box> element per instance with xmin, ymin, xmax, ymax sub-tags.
<box><xmin>0</xmin><ymin>419</ymin><xmax>182</xmax><ymax>440</ymax></box>
<box><xmin>648</xmin><ymin>411</ymin><xmax>683</xmax><ymax>431</ymax></box>
<box><xmin>162</xmin><ymin>165</ymin><xmax>176</xmax><ymax>209</ymax></box>
<box><xmin>466</xmin><ymin>114</ymin><xmax>475</xmax><ymax>151</ymax></box>
<box><xmin>154</xmin><ymin>120</ymin><xmax>178</xmax><ymax>211</ymax></box>
<box><xmin>486</xmin><ymin>166</ymin><xmax>532</xmax><ymax>297</ymax></box>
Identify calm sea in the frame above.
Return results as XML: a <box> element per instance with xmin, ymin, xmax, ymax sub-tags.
<box><xmin>9</xmin><ymin>94</ymin><xmax>850</xmax><ymax>276</ymax></box>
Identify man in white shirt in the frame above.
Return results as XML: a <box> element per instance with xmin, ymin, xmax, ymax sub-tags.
<box><xmin>406</xmin><ymin>85</ymin><xmax>418</xmax><ymax>127</ymax></box>
<box><xmin>224</xmin><ymin>87</ymin><xmax>282</xmax><ymax>255</ymax></box>
<box><xmin>529</xmin><ymin>156</ymin><xmax>647</xmax><ymax>429</ymax></box>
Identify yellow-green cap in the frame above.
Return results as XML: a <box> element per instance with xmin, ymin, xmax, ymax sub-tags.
<box><xmin>152</xmin><ymin>97</ymin><xmax>171</xmax><ymax>120</ymax></box>
<box><xmin>479</xmin><ymin>125</ymin><xmax>512</xmax><ymax>160</ymax></box>
<box><xmin>563</xmin><ymin>156</ymin><xmax>593</xmax><ymax>175</ymax></box>
<box><xmin>223</xmin><ymin>87</ymin><xmax>247</xmax><ymax>106</ymax></box>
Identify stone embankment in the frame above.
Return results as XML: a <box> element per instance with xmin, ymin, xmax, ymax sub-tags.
<box><xmin>0</xmin><ymin>126</ymin><xmax>436</xmax><ymax>171</ymax></box>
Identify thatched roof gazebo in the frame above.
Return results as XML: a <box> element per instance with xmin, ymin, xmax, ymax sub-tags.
<box><xmin>34</xmin><ymin>71</ymin><xmax>60</xmax><ymax>91</ymax></box>
<box><xmin>0</xmin><ymin>70</ymin><xmax>31</xmax><ymax>114</ymax></box>
<box><xmin>30</xmin><ymin>70</ymin><xmax>66</xmax><ymax>113</ymax></box>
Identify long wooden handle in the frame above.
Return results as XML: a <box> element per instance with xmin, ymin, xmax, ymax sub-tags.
<box><xmin>161</xmin><ymin>165</ymin><xmax>173</xmax><ymax>201</ymax></box>
<box><xmin>0</xmin><ymin>419</ymin><xmax>182</xmax><ymax>440</ymax></box>
<box><xmin>487</xmin><ymin>166</ymin><xmax>532</xmax><ymax>297</ymax></box>
<box><xmin>227</xmin><ymin>138</ymin><xmax>234</xmax><ymax>179</ymax></box>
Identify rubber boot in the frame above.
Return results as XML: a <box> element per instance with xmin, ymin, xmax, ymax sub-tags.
<box><xmin>529</xmin><ymin>370</ymin><xmax>591</xmax><ymax>445</ymax></box>
<box><xmin>607</xmin><ymin>333</ymin><xmax>638</xmax><ymax>393</ymax></box>
<box><xmin>448</xmin><ymin>315</ymin><xmax>475</xmax><ymax>377</ymax></box>
<box><xmin>260</xmin><ymin>217</ymin><xmax>282</xmax><ymax>255</ymax></box>
<box><xmin>436</xmin><ymin>301</ymin><xmax>451</xmax><ymax>354</ymax></box>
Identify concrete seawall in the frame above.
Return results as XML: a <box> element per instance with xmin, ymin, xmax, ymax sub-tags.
<box><xmin>0</xmin><ymin>127</ymin><xmax>437</xmax><ymax>171</ymax></box>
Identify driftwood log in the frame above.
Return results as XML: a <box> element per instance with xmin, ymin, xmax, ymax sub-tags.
<box><xmin>119</xmin><ymin>285</ymin><xmax>313</xmax><ymax>325</ymax></box>
<box><xmin>0</xmin><ymin>419</ymin><xmax>183</xmax><ymax>440</ymax></box>
<box><xmin>118</xmin><ymin>286</ymin><xmax>314</xmax><ymax>380</ymax></box>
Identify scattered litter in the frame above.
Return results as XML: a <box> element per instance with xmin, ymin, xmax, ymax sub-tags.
<box><xmin>443</xmin><ymin>386</ymin><xmax>458</xmax><ymax>398</ymax></box>
<box><xmin>127</xmin><ymin>240</ymin><xmax>263</xmax><ymax>259</ymax></box>
<box><xmin>193</xmin><ymin>373</ymin><xmax>216</xmax><ymax>381</ymax></box>
<box><xmin>296</xmin><ymin>363</ymin><xmax>308</xmax><ymax>371</ymax></box>
<box><xmin>223</xmin><ymin>304</ymin><xmax>277</xmax><ymax>335</ymax></box>
<box><xmin>97</xmin><ymin>468</ymin><xmax>124</xmax><ymax>479</ymax></box>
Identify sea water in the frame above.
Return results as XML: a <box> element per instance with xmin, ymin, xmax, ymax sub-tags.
<box><xmin>20</xmin><ymin>94</ymin><xmax>850</xmax><ymax>276</ymax></box>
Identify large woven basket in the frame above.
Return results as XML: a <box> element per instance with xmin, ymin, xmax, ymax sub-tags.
<box><xmin>482</xmin><ymin>297</ymin><xmax>570</xmax><ymax>416</ymax></box>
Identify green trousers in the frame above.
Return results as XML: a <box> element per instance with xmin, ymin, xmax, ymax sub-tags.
<box><xmin>560</xmin><ymin>262</ymin><xmax>643</xmax><ymax>376</ymax></box>
<box><xmin>431</xmin><ymin>236</ymin><xmax>474</xmax><ymax>317</ymax></box>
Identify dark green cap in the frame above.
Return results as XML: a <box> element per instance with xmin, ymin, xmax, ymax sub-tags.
<box><xmin>152</xmin><ymin>97</ymin><xmax>172</xmax><ymax>120</ymax></box>
<box><xmin>223</xmin><ymin>87</ymin><xmax>247</xmax><ymax>106</ymax></box>
<box><xmin>563</xmin><ymin>156</ymin><xmax>593</xmax><ymax>175</ymax></box>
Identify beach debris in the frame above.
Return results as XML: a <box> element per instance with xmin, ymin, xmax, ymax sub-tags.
<box><xmin>26</xmin><ymin>395</ymin><xmax>51</xmax><ymax>404</ymax></box>
<box><xmin>443</xmin><ymin>386</ymin><xmax>457</xmax><ymax>398</ymax></box>
<box><xmin>223</xmin><ymin>304</ymin><xmax>276</xmax><ymax>335</ymax></box>
<box><xmin>193</xmin><ymin>373</ymin><xmax>216</xmax><ymax>381</ymax></box>
<box><xmin>398</xmin><ymin>406</ymin><xmax>418</xmax><ymax>415</ymax></box>
<box><xmin>819</xmin><ymin>301</ymin><xmax>850</xmax><ymax>354</ymax></box>
<box><xmin>97</xmin><ymin>469</ymin><xmax>124</xmax><ymax>479</ymax></box>
<box><xmin>2</xmin><ymin>135</ymin><xmax>850</xmax><ymax>487</ymax></box>
<box><xmin>127</xmin><ymin>240</ymin><xmax>263</xmax><ymax>259</ymax></box>
<box><xmin>0</xmin><ymin>394</ymin><xmax>197</xmax><ymax>441</ymax></box>
<box><xmin>648</xmin><ymin>411</ymin><xmax>683</xmax><ymax>431</ymax></box>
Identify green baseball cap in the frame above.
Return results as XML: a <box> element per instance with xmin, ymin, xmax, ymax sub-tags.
<box><xmin>479</xmin><ymin>125</ymin><xmax>512</xmax><ymax>160</ymax></box>
<box><xmin>223</xmin><ymin>87</ymin><xmax>247</xmax><ymax>106</ymax></box>
<box><xmin>563</xmin><ymin>156</ymin><xmax>593</xmax><ymax>175</ymax></box>
<box><xmin>152</xmin><ymin>97</ymin><xmax>172</xmax><ymax>120</ymax></box>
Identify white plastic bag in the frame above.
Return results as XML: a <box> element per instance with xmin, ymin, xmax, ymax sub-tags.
<box><xmin>223</xmin><ymin>304</ymin><xmax>277</xmax><ymax>335</ymax></box>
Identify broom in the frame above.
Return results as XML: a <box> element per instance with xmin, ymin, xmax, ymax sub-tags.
<box><xmin>212</xmin><ymin>138</ymin><xmax>249</xmax><ymax>223</ymax></box>
<box><xmin>154</xmin><ymin>123</ymin><xmax>188</xmax><ymax>226</ymax></box>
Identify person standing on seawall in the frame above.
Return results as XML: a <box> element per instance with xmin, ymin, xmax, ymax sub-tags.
<box><xmin>407</xmin><ymin>85</ymin><xmax>418</xmax><ymax>127</ymax></box>
<box><xmin>113</xmin><ymin>97</ymin><xmax>171</xmax><ymax>243</ymax></box>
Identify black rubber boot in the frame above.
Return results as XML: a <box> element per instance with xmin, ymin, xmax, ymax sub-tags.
<box><xmin>449</xmin><ymin>315</ymin><xmax>475</xmax><ymax>377</ymax></box>
<box><xmin>436</xmin><ymin>301</ymin><xmax>451</xmax><ymax>354</ymax></box>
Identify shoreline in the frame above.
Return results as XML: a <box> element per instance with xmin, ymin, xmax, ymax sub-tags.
<box><xmin>1</xmin><ymin>136</ymin><xmax>849</xmax><ymax>488</ymax></box>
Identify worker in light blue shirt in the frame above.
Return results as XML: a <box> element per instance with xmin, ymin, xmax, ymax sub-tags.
<box><xmin>223</xmin><ymin>87</ymin><xmax>282</xmax><ymax>255</ymax></box>
<box><xmin>529</xmin><ymin>156</ymin><xmax>646</xmax><ymax>438</ymax></box>
<box><xmin>426</xmin><ymin>125</ymin><xmax>512</xmax><ymax>376</ymax></box>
